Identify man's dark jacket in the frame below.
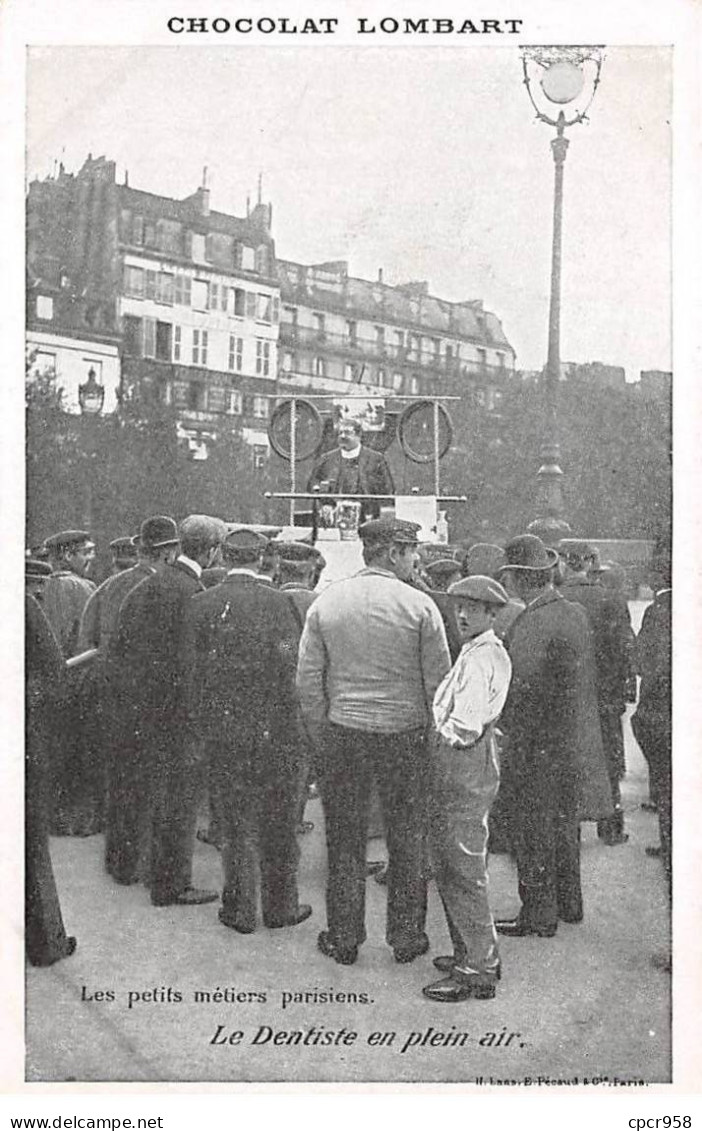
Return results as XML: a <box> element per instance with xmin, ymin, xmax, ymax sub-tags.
<box><xmin>501</xmin><ymin>586</ymin><xmax>612</xmax><ymax>819</ymax></box>
<box><xmin>307</xmin><ymin>445</ymin><xmax>395</xmax><ymax>498</ymax></box>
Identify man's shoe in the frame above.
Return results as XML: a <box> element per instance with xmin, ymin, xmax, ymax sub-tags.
<box><xmin>495</xmin><ymin>918</ymin><xmax>557</xmax><ymax>938</ymax></box>
<box><xmin>422</xmin><ymin>974</ymin><xmax>496</xmax><ymax>1002</ymax></box>
<box><xmin>265</xmin><ymin>904</ymin><xmax>313</xmax><ymax>929</ymax></box>
<box><xmin>153</xmin><ymin>887</ymin><xmax>219</xmax><ymax>907</ymax></box>
<box><xmin>365</xmin><ymin>860</ymin><xmax>386</xmax><ymax>877</ymax></box>
<box><xmin>317</xmin><ymin>930</ymin><xmax>358</xmax><ymax>965</ymax></box>
<box><xmin>218</xmin><ymin>908</ymin><xmax>256</xmax><ymax>934</ymax></box>
<box><xmin>393</xmin><ymin>937</ymin><xmax>430</xmax><ymax>964</ymax></box>
<box><xmin>433</xmin><ymin>955</ymin><xmax>502</xmax><ymax>980</ymax></box>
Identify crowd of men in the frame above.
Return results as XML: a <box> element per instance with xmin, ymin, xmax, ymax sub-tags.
<box><xmin>25</xmin><ymin>514</ymin><xmax>672</xmax><ymax>1001</ymax></box>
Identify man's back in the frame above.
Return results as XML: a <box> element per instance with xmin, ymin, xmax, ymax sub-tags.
<box><xmin>78</xmin><ymin>562</ymin><xmax>155</xmax><ymax>653</ymax></box>
<box><xmin>298</xmin><ymin>566</ymin><xmax>451</xmax><ymax>733</ymax></box>
<box><xmin>43</xmin><ymin>571</ymin><xmax>95</xmax><ymax>657</ymax></box>
<box><xmin>183</xmin><ymin>573</ymin><xmax>300</xmax><ymax>739</ymax></box>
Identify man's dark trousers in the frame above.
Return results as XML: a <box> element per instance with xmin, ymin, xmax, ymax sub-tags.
<box><xmin>509</xmin><ymin>749</ymin><xmax>583</xmax><ymax>930</ymax></box>
<box><xmin>218</xmin><ymin>734</ymin><xmax>302</xmax><ymax>930</ymax></box>
<box><xmin>319</xmin><ymin>724</ymin><xmax>429</xmax><ymax>954</ymax></box>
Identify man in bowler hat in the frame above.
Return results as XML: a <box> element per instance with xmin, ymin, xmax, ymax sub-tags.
<box><xmin>297</xmin><ymin>517</ymin><xmax>451</xmax><ymax>966</ymax></box>
<box><xmin>495</xmin><ymin>534</ymin><xmax>612</xmax><ymax>937</ymax></box>
<box><xmin>183</xmin><ymin>528</ymin><xmax>311</xmax><ymax>933</ymax></box>
<box><xmin>113</xmin><ymin>514</ymin><xmax>224</xmax><ymax>905</ymax></box>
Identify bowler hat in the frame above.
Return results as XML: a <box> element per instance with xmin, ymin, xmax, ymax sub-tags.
<box><xmin>44</xmin><ymin>530</ymin><xmax>94</xmax><ymax>553</ymax></box>
<box><xmin>25</xmin><ymin>558</ymin><xmax>53</xmax><ymax>579</ymax></box>
<box><xmin>358</xmin><ymin>518</ymin><xmax>421</xmax><ymax>546</ymax></box>
<box><xmin>138</xmin><ymin>515</ymin><xmax>179</xmax><ymax>550</ymax></box>
<box><xmin>501</xmin><ymin>534</ymin><xmax>559</xmax><ymax>572</ymax></box>
<box><xmin>461</xmin><ymin>542</ymin><xmax>506</xmax><ymax>579</ymax></box>
<box><xmin>448</xmin><ymin>574</ymin><xmax>509</xmax><ymax>606</ymax></box>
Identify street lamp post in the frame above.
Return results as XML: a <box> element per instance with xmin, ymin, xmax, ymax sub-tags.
<box><xmin>77</xmin><ymin>367</ymin><xmax>105</xmax><ymax>529</ymax></box>
<box><xmin>521</xmin><ymin>46</ymin><xmax>604</xmax><ymax>545</ymax></box>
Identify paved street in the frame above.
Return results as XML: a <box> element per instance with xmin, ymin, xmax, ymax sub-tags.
<box><xmin>26</xmin><ymin>607</ymin><xmax>671</xmax><ymax>1085</ymax></box>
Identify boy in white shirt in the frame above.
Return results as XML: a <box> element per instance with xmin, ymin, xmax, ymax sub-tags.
<box><xmin>423</xmin><ymin>575</ymin><xmax>513</xmax><ymax>1002</ymax></box>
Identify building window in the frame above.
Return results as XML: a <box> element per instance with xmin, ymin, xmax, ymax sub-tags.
<box><xmin>208</xmin><ymin>386</ymin><xmax>226</xmax><ymax>414</ymax></box>
<box><xmin>272</xmin><ymin>295</ymin><xmax>280</xmax><ymax>323</ymax></box>
<box><xmin>409</xmin><ymin>375</ymin><xmax>420</xmax><ymax>395</ymax></box>
<box><xmin>144</xmin><ymin>221</ymin><xmax>156</xmax><ymax>247</ymax></box>
<box><xmin>477</xmin><ymin>347</ymin><xmax>487</xmax><ymax>369</ymax></box>
<box><xmin>191</xmin><ymin>279</ymin><xmax>209</xmax><ymax>311</ymax></box>
<box><xmin>392</xmin><ymin>372</ymin><xmax>404</xmax><ymax>391</ymax></box>
<box><xmin>256</xmin><ymin>293</ymin><xmax>272</xmax><ymax>322</ymax></box>
<box><xmin>173</xmin><ymin>325</ymin><xmax>182</xmax><ymax>362</ymax></box>
<box><xmin>191</xmin><ymin>233</ymin><xmax>206</xmax><ymax>263</ymax></box>
<box><xmin>226</xmin><ymin>390</ymin><xmax>243</xmax><ymax>415</ymax></box>
<box><xmin>192</xmin><ymin>328</ymin><xmax>208</xmax><ymax>366</ymax></box>
<box><xmin>344</xmin><ymin>362</ymin><xmax>356</xmax><ymax>382</ymax></box>
<box><xmin>252</xmin><ymin>396</ymin><xmax>269</xmax><ymax>419</ymax></box>
<box><xmin>375</xmin><ymin>325</ymin><xmax>385</xmax><ymax>349</ymax></box>
<box><xmin>209</xmin><ymin>282</ymin><xmax>220</xmax><ymax>311</ymax></box>
<box><xmin>132</xmin><ymin>215</ymin><xmax>144</xmax><ymax>245</ymax></box>
<box><xmin>32</xmin><ymin>350</ymin><xmax>56</xmax><ymax>375</ymax></box>
<box><xmin>240</xmin><ymin>245</ymin><xmax>255</xmax><ymax>271</ymax></box>
<box><xmin>143</xmin><ymin>317</ymin><xmax>156</xmax><ymax>359</ymax></box>
<box><xmin>314</xmin><ymin>356</ymin><xmax>326</xmax><ymax>378</ymax></box>
<box><xmin>188</xmin><ymin>381</ymin><xmax>205</xmax><ymax>411</ymax></box>
<box><xmin>36</xmin><ymin>295</ymin><xmax>54</xmax><ymax>320</ymax></box>
<box><xmin>252</xmin><ymin>444</ymin><xmax>268</xmax><ymax>471</ymax></box>
<box><xmin>475</xmin><ymin>388</ymin><xmax>486</xmax><ymax>407</ymax></box>
<box><xmin>313</xmin><ymin>313</ymin><xmax>326</xmax><ymax>341</ymax></box>
<box><xmin>256</xmin><ymin>339</ymin><xmax>271</xmax><ymax>376</ymax></box>
<box><xmin>157</xmin><ymin>272</ymin><xmax>174</xmax><ymax>305</ymax></box>
<box><xmin>228</xmin><ymin>335</ymin><xmax>244</xmax><ymax>372</ymax></box>
<box><xmin>346</xmin><ymin>320</ymin><xmax>357</xmax><ymax>346</ymax></box>
<box><xmin>123</xmin><ymin>265</ymin><xmax>144</xmax><ymax>298</ymax></box>
<box><xmin>255</xmin><ymin>246</ymin><xmax>268</xmax><ymax>275</ymax></box>
<box><xmin>496</xmin><ymin>352</ymin><xmax>506</xmax><ymax>369</ymax></box>
<box><xmin>282</xmin><ymin>352</ymin><xmax>293</xmax><ymax>373</ymax></box>
<box><xmin>172</xmin><ymin>381</ymin><xmax>189</xmax><ymax>408</ymax></box>
<box><xmin>445</xmin><ymin>345</ymin><xmax>454</xmax><ymax>368</ymax></box>
<box><xmin>407</xmin><ymin>334</ymin><xmax>420</xmax><ymax>361</ymax></box>
<box><xmin>145</xmin><ymin>270</ymin><xmax>158</xmax><ymax>301</ymax></box>
<box><xmin>155</xmin><ymin>321</ymin><xmax>172</xmax><ymax>361</ymax></box>
<box><xmin>230</xmin><ymin>287</ymin><xmax>246</xmax><ymax>317</ymax></box>
<box><xmin>246</xmin><ymin>292</ymin><xmax>257</xmax><ymax>319</ymax></box>
<box><xmin>377</xmin><ymin>368</ymin><xmax>388</xmax><ymax>388</ymax></box>
<box><xmin>123</xmin><ymin>315</ymin><xmax>142</xmax><ymax>356</ymax></box>
<box><xmin>394</xmin><ymin>330</ymin><xmax>404</xmax><ymax>355</ymax></box>
<box><xmin>174</xmin><ymin>274</ymin><xmax>192</xmax><ymax>306</ymax></box>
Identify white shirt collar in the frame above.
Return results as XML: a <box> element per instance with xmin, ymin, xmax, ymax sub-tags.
<box><xmin>341</xmin><ymin>443</ymin><xmax>362</xmax><ymax>460</ymax></box>
<box><xmin>177</xmin><ymin>553</ymin><xmax>202</xmax><ymax>579</ymax></box>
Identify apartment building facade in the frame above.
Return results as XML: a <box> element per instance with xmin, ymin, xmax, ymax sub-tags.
<box><xmin>27</xmin><ymin>155</ymin><xmax>517</xmax><ymax>464</ymax></box>
<box><xmin>276</xmin><ymin>259</ymin><xmax>516</xmax><ymax>412</ymax></box>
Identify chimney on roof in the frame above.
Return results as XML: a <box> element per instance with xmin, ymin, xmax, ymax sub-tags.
<box><xmin>199</xmin><ymin>166</ymin><xmax>210</xmax><ymax>216</ymax></box>
<box><xmin>378</xmin><ymin>268</ymin><xmax>383</xmax><ymax>284</ymax></box>
<box><xmin>246</xmin><ymin>194</ymin><xmax>250</xmax><ymax>217</ymax></box>
<box><xmin>257</xmin><ymin>172</ymin><xmax>263</xmax><ymax>206</ymax></box>
<box><xmin>124</xmin><ymin>169</ymin><xmax>129</xmax><ymax>187</ymax></box>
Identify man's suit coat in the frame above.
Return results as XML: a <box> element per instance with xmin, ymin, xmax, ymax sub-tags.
<box><xmin>501</xmin><ymin>586</ymin><xmax>612</xmax><ymax>820</ymax></box>
<box><xmin>111</xmin><ymin>560</ymin><xmax>203</xmax><ymax>756</ymax></box>
<box><xmin>78</xmin><ymin>562</ymin><xmax>156</xmax><ymax>655</ymax></box>
<box><xmin>307</xmin><ymin>444</ymin><xmax>395</xmax><ymax>498</ymax></box>
<box><xmin>182</xmin><ymin>573</ymin><xmax>301</xmax><ymax>780</ymax></box>
<box><xmin>559</xmin><ymin>575</ymin><xmax>635</xmax><ymax>709</ymax></box>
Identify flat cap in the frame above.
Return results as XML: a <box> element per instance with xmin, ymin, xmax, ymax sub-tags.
<box><xmin>448</xmin><ymin>574</ymin><xmax>509</xmax><ymax>606</ymax></box>
<box><xmin>224</xmin><ymin>528</ymin><xmax>269</xmax><ymax>551</ymax></box>
<box><xmin>461</xmin><ymin>542</ymin><xmax>506</xmax><ymax>579</ymax></box>
<box><xmin>500</xmin><ymin>534</ymin><xmax>559</xmax><ymax>572</ymax></box>
<box><xmin>44</xmin><ymin>530</ymin><xmax>94</xmax><ymax>552</ymax></box>
<box><xmin>25</xmin><ymin>558</ymin><xmax>53</xmax><ymax>579</ymax></box>
<box><xmin>138</xmin><ymin>515</ymin><xmax>179</xmax><ymax>549</ymax></box>
<box><xmin>110</xmin><ymin>536</ymin><xmax>138</xmax><ymax>556</ymax></box>
<box><xmin>358</xmin><ymin>518</ymin><xmax>421</xmax><ymax>545</ymax></box>
<box><xmin>425</xmin><ymin>558</ymin><xmax>462</xmax><ymax>581</ymax></box>
<box><xmin>276</xmin><ymin>540</ymin><xmax>323</xmax><ymax>563</ymax></box>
